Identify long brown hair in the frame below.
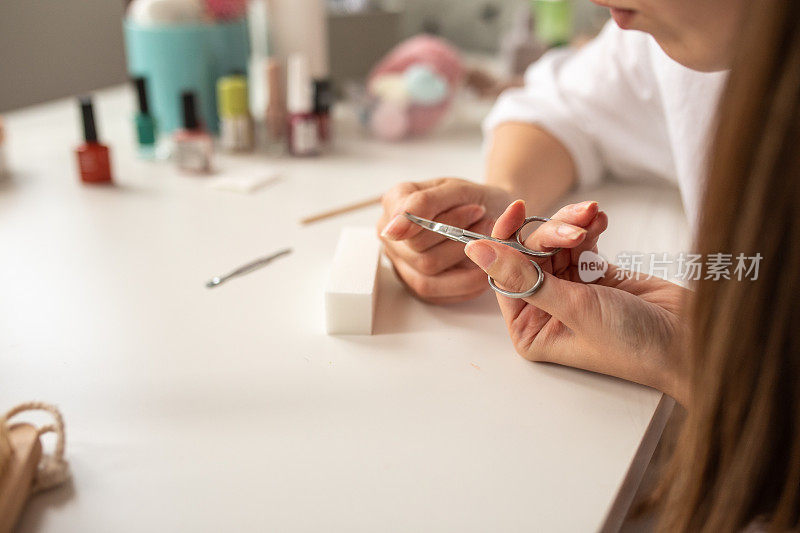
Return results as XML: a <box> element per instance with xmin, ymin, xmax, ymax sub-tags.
<box><xmin>658</xmin><ymin>2</ymin><xmax>800</xmax><ymax>531</ymax></box>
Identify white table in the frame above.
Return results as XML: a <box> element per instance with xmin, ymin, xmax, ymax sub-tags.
<box><xmin>1</xmin><ymin>86</ymin><xmax>688</xmax><ymax>532</ymax></box>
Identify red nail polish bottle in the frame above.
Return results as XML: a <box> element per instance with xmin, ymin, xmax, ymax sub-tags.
<box><xmin>75</xmin><ymin>97</ymin><xmax>113</xmax><ymax>184</ymax></box>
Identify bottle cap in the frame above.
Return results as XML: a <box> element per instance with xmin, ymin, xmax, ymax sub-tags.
<box><xmin>79</xmin><ymin>96</ymin><xmax>98</xmax><ymax>143</ymax></box>
<box><xmin>313</xmin><ymin>79</ymin><xmax>333</xmax><ymax>114</ymax></box>
<box><xmin>181</xmin><ymin>91</ymin><xmax>200</xmax><ymax>130</ymax></box>
<box><xmin>133</xmin><ymin>76</ymin><xmax>150</xmax><ymax>115</ymax></box>
<box><xmin>217</xmin><ymin>75</ymin><xmax>249</xmax><ymax>118</ymax></box>
<box><xmin>287</xmin><ymin>54</ymin><xmax>312</xmax><ymax>114</ymax></box>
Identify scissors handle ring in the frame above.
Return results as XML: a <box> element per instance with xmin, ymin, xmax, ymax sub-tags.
<box><xmin>515</xmin><ymin>216</ymin><xmax>562</xmax><ymax>257</ymax></box>
<box><xmin>488</xmin><ymin>260</ymin><xmax>545</xmax><ymax>299</ymax></box>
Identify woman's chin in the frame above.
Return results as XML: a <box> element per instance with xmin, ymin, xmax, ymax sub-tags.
<box><xmin>610</xmin><ymin>8</ymin><xmax>637</xmax><ymax>29</ymax></box>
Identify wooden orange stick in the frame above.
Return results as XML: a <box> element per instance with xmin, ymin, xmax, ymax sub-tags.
<box><xmin>300</xmin><ymin>195</ymin><xmax>383</xmax><ymax>225</ymax></box>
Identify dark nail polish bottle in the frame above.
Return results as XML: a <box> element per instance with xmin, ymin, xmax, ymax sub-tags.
<box><xmin>173</xmin><ymin>91</ymin><xmax>213</xmax><ymax>173</ymax></box>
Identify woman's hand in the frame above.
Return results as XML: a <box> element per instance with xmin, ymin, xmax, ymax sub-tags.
<box><xmin>378</xmin><ymin>177</ymin><xmax>511</xmax><ymax>304</ymax></box>
<box><xmin>378</xmin><ymin>178</ymin><xmax>591</xmax><ymax>305</ymax></box>
<box><xmin>464</xmin><ymin>200</ymin><xmax>689</xmax><ymax>404</ymax></box>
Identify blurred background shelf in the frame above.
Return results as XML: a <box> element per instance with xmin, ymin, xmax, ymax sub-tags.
<box><xmin>0</xmin><ymin>0</ymin><xmax>607</xmax><ymax>112</ymax></box>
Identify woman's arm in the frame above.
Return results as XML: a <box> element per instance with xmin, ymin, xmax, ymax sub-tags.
<box><xmin>485</xmin><ymin>122</ymin><xmax>578</xmax><ymax>214</ymax></box>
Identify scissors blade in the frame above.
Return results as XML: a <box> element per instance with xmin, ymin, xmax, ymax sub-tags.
<box><xmin>403</xmin><ymin>212</ymin><xmax>471</xmax><ymax>244</ymax></box>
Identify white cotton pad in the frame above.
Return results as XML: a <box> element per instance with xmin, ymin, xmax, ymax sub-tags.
<box><xmin>325</xmin><ymin>227</ymin><xmax>382</xmax><ymax>335</ymax></box>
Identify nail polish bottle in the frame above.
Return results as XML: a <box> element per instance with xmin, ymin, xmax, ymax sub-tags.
<box><xmin>313</xmin><ymin>78</ymin><xmax>333</xmax><ymax>145</ymax></box>
<box><xmin>173</xmin><ymin>91</ymin><xmax>213</xmax><ymax>173</ymax></box>
<box><xmin>217</xmin><ymin>74</ymin><xmax>254</xmax><ymax>152</ymax></box>
<box><xmin>286</xmin><ymin>54</ymin><xmax>320</xmax><ymax>157</ymax></box>
<box><xmin>75</xmin><ymin>97</ymin><xmax>113</xmax><ymax>184</ymax></box>
<box><xmin>133</xmin><ymin>76</ymin><xmax>157</xmax><ymax>158</ymax></box>
<box><xmin>264</xmin><ymin>58</ymin><xmax>287</xmax><ymax>152</ymax></box>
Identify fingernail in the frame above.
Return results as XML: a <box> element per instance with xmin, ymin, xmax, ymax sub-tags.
<box><xmin>578</xmin><ymin>201</ymin><xmax>598</xmax><ymax>211</ymax></box>
<box><xmin>465</xmin><ymin>242</ymin><xmax>496</xmax><ymax>270</ymax></box>
<box><xmin>557</xmin><ymin>224</ymin><xmax>584</xmax><ymax>238</ymax></box>
<box><xmin>504</xmin><ymin>199</ymin><xmax>525</xmax><ymax>216</ymax></box>
<box><xmin>381</xmin><ymin>215</ymin><xmax>404</xmax><ymax>239</ymax></box>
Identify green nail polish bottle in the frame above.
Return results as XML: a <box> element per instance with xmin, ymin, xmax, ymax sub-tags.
<box><xmin>133</xmin><ymin>76</ymin><xmax>157</xmax><ymax>158</ymax></box>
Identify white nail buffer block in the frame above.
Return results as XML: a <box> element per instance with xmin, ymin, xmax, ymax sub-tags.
<box><xmin>325</xmin><ymin>227</ymin><xmax>382</xmax><ymax>335</ymax></box>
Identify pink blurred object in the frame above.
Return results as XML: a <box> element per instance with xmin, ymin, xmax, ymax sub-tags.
<box><xmin>370</xmin><ymin>102</ymin><xmax>410</xmax><ymax>141</ymax></box>
<box><xmin>204</xmin><ymin>0</ymin><xmax>246</xmax><ymax>20</ymax></box>
<box><xmin>367</xmin><ymin>35</ymin><xmax>463</xmax><ymax>138</ymax></box>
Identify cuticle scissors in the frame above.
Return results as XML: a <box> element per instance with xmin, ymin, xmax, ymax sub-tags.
<box><xmin>404</xmin><ymin>212</ymin><xmax>561</xmax><ymax>298</ymax></box>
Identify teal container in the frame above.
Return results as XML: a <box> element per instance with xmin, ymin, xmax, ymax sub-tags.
<box><xmin>124</xmin><ymin>20</ymin><xmax>249</xmax><ymax>134</ymax></box>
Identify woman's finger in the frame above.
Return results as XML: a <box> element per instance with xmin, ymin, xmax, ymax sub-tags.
<box><xmin>464</xmin><ymin>239</ymin><xmax>589</xmax><ymax>332</ymax></box>
<box><xmin>492</xmin><ymin>200</ymin><xmax>588</xmax><ymax>280</ymax></box>
<box><xmin>522</xmin><ymin>201</ymin><xmax>598</xmax><ymax>250</ymax></box>
<box><xmin>570</xmin><ymin>210</ymin><xmax>609</xmax><ymax>265</ymax></box>
<box><xmin>403</xmin><ymin>203</ymin><xmax>486</xmax><ymax>252</ymax></box>
<box><xmin>525</xmin><ymin>219</ymin><xmax>588</xmax><ymax>250</ymax></box>
<box><xmin>388</xmin><ymin>238</ymin><xmax>477</xmax><ymax>276</ymax></box>
<box><xmin>494</xmin><ymin>200</ymin><xmax>594</xmax><ymax>251</ymax></box>
<box><xmin>385</xmin><ymin>245</ymin><xmax>488</xmax><ymax>301</ymax></box>
<box><xmin>380</xmin><ymin>181</ymin><xmax>419</xmax><ymax>212</ymax></box>
<box><xmin>550</xmin><ymin>201</ymin><xmax>599</xmax><ymax>226</ymax></box>
<box><xmin>381</xmin><ymin>180</ymin><xmax>488</xmax><ymax>241</ymax></box>
<box><xmin>491</xmin><ymin>199</ymin><xmax>527</xmax><ymax>239</ymax></box>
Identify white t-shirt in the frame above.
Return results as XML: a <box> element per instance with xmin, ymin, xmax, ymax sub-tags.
<box><xmin>483</xmin><ymin>20</ymin><xmax>728</xmax><ymax>224</ymax></box>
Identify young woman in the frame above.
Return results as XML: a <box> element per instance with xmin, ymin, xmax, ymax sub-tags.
<box><xmin>379</xmin><ymin>0</ymin><xmax>742</xmax><ymax>304</ymax></box>
<box><xmin>462</xmin><ymin>2</ymin><xmax>800</xmax><ymax>530</ymax></box>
